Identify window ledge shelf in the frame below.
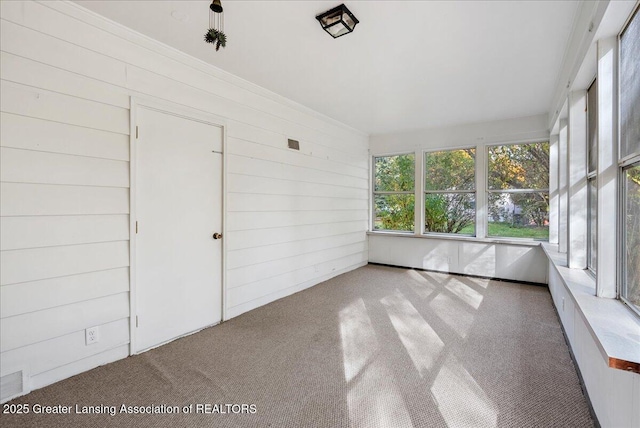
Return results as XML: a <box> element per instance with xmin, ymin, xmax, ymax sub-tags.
<box><xmin>541</xmin><ymin>243</ymin><xmax>640</xmax><ymax>374</ymax></box>
<box><xmin>367</xmin><ymin>230</ymin><xmax>544</xmax><ymax>247</ymax></box>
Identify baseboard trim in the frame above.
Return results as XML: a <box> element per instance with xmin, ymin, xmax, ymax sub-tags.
<box><xmin>367</xmin><ymin>262</ymin><xmax>548</xmax><ymax>287</ymax></box>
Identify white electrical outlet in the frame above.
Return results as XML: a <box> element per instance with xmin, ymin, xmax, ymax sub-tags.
<box><xmin>85</xmin><ymin>326</ymin><xmax>99</xmax><ymax>345</ymax></box>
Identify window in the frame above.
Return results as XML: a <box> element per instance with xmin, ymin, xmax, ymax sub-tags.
<box><xmin>487</xmin><ymin>142</ymin><xmax>550</xmax><ymax>240</ymax></box>
<box><xmin>622</xmin><ymin>164</ymin><xmax>640</xmax><ymax>313</ymax></box>
<box><xmin>373</xmin><ymin>153</ymin><xmax>415</xmax><ymax>232</ymax></box>
<box><xmin>587</xmin><ymin>79</ymin><xmax>598</xmax><ymax>274</ymax></box>
<box><xmin>424</xmin><ymin>149</ymin><xmax>476</xmax><ymax>235</ymax></box>
<box><xmin>619</xmin><ymin>7</ymin><xmax>640</xmax><ymax>161</ymax></box>
<box><xmin>619</xmin><ymin>7</ymin><xmax>640</xmax><ymax>314</ymax></box>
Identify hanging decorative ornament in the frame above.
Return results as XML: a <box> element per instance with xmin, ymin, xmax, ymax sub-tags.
<box><xmin>204</xmin><ymin>0</ymin><xmax>226</xmax><ymax>51</ymax></box>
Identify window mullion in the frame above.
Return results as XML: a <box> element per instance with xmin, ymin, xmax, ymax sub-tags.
<box><xmin>415</xmin><ymin>149</ymin><xmax>423</xmax><ymax>236</ymax></box>
<box><xmin>549</xmin><ymin>134</ymin><xmax>560</xmax><ymax>244</ymax></box>
<box><xmin>559</xmin><ymin>120</ymin><xmax>569</xmax><ymax>252</ymax></box>
<box><xmin>476</xmin><ymin>146</ymin><xmax>487</xmax><ymax>238</ymax></box>
<box><xmin>568</xmin><ymin>89</ymin><xmax>588</xmax><ymax>269</ymax></box>
<box><xmin>596</xmin><ymin>36</ymin><xmax>618</xmax><ymax>298</ymax></box>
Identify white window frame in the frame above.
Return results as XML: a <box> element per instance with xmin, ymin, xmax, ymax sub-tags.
<box><xmin>422</xmin><ymin>147</ymin><xmax>477</xmax><ymax>237</ymax></box>
<box><xmin>617</xmin><ymin>3</ymin><xmax>640</xmax><ymax>316</ymax></box>
<box><xmin>619</xmin><ymin>157</ymin><xmax>640</xmax><ymax>316</ymax></box>
<box><xmin>485</xmin><ymin>140</ymin><xmax>551</xmax><ymax>241</ymax></box>
<box><xmin>370</xmin><ymin>140</ymin><xmax>553</xmax><ymax>242</ymax></box>
<box><xmin>587</xmin><ymin>77</ymin><xmax>598</xmax><ymax>277</ymax></box>
<box><xmin>371</xmin><ymin>152</ymin><xmax>416</xmax><ymax>234</ymax></box>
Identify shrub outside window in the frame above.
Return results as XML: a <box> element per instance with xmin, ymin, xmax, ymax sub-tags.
<box><xmin>487</xmin><ymin>142</ymin><xmax>550</xmax><ymax>240</ymax></box>
<box><xmin>373</xmin><ymin>154</ymin><xmax>415</xmax><ymax>232</ymax></box>
<box><xmin>424</xmin><ymin>149</ymin><xmax>476</xmax><ymax>235</ymax></box>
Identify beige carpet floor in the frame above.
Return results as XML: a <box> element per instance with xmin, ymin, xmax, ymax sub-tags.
<box><xmin>2</xmin><ymin>264</ymin><xmax>594</xmax><ymax>428</ymax></box>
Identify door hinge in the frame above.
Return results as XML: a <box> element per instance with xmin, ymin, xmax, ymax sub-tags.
<box><xmin>135</xmin><ymin>126</ymin><xmax>139</xmax><ymax>139</ymax></box>
<box><xmin>136</xmin><ymin>316</ymin><xmax>139</xmax><ymax>327</ymax></box>
<box><xmin>135</xmin><ymin>221</ymin><xmax>138</xmax><ymax>234</ymax></box>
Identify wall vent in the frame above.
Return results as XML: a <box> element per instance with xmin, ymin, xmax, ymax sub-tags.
<box><xmin>1</xmin><ymin>370</ymin><xmax>27</xmax><ymax>403</ymax></box>
<box><xmin>287</xmin><ymin>139</ymin><xmax>300</xmax><ymax>150</ymax></box>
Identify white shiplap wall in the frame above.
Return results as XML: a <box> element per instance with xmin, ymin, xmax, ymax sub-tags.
<box><xmin>0</xmin><ymin>0</ymin><xmax>368</xmax><ymax>399</ymax></box>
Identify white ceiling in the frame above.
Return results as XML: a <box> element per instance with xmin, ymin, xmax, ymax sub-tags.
<box><xmin>75</xmin><ymin>0</ymin><xmax>579</xmax><ymax>135</ymax></box>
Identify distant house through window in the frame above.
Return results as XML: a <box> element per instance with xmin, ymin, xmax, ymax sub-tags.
<box><xmin>487</xmin><ymin>142</ymin><xmax>550</xmax><ymax>240</ymax></box>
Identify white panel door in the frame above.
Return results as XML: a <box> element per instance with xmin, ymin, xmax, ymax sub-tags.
<box><xmin>135</xmin><ymin>106</ymin><xmax>223</xmax><ymax>353</ymax></box>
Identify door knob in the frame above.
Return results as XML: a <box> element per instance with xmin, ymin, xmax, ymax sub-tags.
<box><xmin>213</xmin><ymin>233</ymin><xmax>223</xmax><ymax>240</ymax></box>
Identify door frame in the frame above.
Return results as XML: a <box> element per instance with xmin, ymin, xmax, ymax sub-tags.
<box><xmin>129</xmin><ymin>96</ymin><xmax>228</xmax><ymax>355</ymax></box>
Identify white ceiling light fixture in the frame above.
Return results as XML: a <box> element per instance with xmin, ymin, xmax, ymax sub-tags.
<box><xmin>316</xmin><ymin>4</ymin><xmax>359</xmax><ymax>38</ymax></box>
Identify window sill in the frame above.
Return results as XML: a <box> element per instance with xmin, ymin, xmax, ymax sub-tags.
<box><xmin>541</xmin><ymin>243</ymin><xmax>640</xmax><ymax>374</ymax></box>
<box><xmin>367</xmin><ymin>230</ymin><xmax>544</xmax><ymax>247</ymax></box>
